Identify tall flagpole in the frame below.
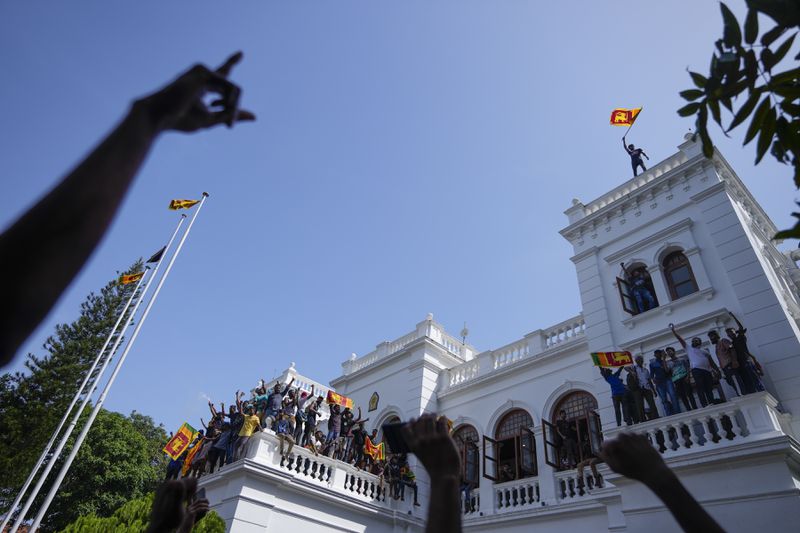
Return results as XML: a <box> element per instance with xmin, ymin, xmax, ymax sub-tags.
<box><xmin>623</xmin><ymin>106</ymin><xmax>644</xmax><ymax>139</ymax></box>
<box><xmin>10</xmin><ymin>214</ymin><xmax>187</xmax><ymax>533</ymax></box>
<box><xmin>28</xmin><ymin>193</ymin><xmax>209</xmax><ymax>532</ymax></box>
<box><xmin>0</xmin><ymin>270</ymin><xmax>147</xmax><ymax>533</ymax></box>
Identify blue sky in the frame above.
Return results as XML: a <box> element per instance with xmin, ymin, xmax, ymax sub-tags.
<box><xmin>1</xmin><ymin>1</ymin><xmax>796</xmax><ymax>433</ymax></box>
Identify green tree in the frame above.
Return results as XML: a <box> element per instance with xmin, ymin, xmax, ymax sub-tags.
<box><xmin>677</xmin><ymin>1</ymin><xmax>800</xmax><ymax>237</ymax></box>
<box><xmin>59</xmin><ymin>492</ymin><xmax>226</xmax><ymax>533</ymax></box>
<box><xmin>0</xmin><ymin>261</ymin><xmax>170</xmax><ymax>531</ymax></box>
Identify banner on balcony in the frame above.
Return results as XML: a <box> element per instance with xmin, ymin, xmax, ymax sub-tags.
<box><xmin>163</xmin><ymin>422</ymin><xmax>197</xmax><ymax>460</ymax></box>
<box><xmin>327</xmin><ymin>390</ymin><xmax>354</xmax><ymax>409</ymax></box>
<box><xmin>591</xmin><ymin>351</ymin><xmax>633</xmax><ymax>368</ymax></box>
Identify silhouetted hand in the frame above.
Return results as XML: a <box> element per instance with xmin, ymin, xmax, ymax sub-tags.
<box><xmin>147</xmin><ymin>477</ymin><xmax>210</xmax><ymax>533</ymax></box>
<box><xmin>402</xmin><ymin>414</ymin><xmax>460</xmax><ymax>480</ymax></box>
<box><xmin>136</xmin><ymin>51</ymin><xmax>256</xmax><ymax>133</ymax></box>
<box><xmin>600</xmin><ymin>432</ymin><xmax>671</xmax><ymax>486</ymax></box>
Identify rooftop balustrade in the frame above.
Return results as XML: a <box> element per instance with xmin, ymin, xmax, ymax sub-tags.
<box><xmin>443</xmin><ymin>314</ymin><xmax>586</xmax><ymax>392</ymax></box>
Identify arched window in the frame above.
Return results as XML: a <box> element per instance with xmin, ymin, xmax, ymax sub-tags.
<box><xmin>543</xmin><ymin>392</ymin><xmax>602</xmax><ymax>471</ymax></box>
<box><xmin>663</xmin><ymin>251</ymin><xmax>698</xmax><ymax>300</ymax></box>
<box><xmin>453</xmin><ymin>425</ymin><xmax>480</xmax><ymax>492</ymax></box>
<box><xmin>617</xmin><ymin>263</ymin><xmax>659</xmax><ymax>315</ymax></box>
<box><xmin>483</xmin><ymin>409</ymin><xmax>536</xmax><ymax>483</ymax></box>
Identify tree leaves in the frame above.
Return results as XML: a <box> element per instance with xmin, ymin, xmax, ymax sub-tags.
<box><xmin>743</xmin><ymin>96</ymin><xmax>772</xmax><ymax>145</ymax></box>
<box><xmin>680</xmin><ymin>89</ymin><xmax>704</xmax><ymax>101</ymax></box>
<box><xmin>728</xmin><ymin>88</ymin><xmax>762</xmax><ymax>131</ymax></box>
<box><xmin>744</xmin><ymin>9</ymin><xmax>759</xmax><ymax>44</ymax></box>
<box><xmin>678</xmin><ymin>2</ymin><xmax>800</xmax><ymax>238</ymax></box>
<box><xmin>721</xmin><ymin>3</ymin><xmax>742</xmax><ymax>48</ymax></box>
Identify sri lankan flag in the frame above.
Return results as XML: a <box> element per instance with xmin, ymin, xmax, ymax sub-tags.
<box><xmin>609</xmin><ymin>107</ymin><xmax>642</xmax><ymax>127</ymax></box>
<box><xmin>168</xmin><ymin>199</ymin><xmax>200</xmax><ymax>210</ymax></box>
<box><xmin>364</xmin><ymin>436</ymin><xmax>385</xmax><ymax>461</ymax></box>
<box><xmin>120</xmin><ymin>272</ymin><xmax>144</xmax><ymax>285</ymax></box>
<box><xmin>163</xmin><ymin>422</ymin><xmax>197</xmax><ymax>460</ymax></box>
<box><xmin>326</xmin><ymin>390</ymin><xmax>354</xmax><ymax>409</ymax></box>
<box><xmin>591</xmin><ymin>351</ymin><xmax>633</xmax><ymax>368</ymax></box>
<box><xmin>181</xmin><ymin>439</ymin><xmax>203</xmax><ymax>476</ymax></box>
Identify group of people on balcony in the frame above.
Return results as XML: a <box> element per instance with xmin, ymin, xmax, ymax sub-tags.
<box><xmin>164</xmin><ymin>377</ymin><xmax>421</xmax><ymax>506</ymax></box>
<box><xmin>602</xmin><ymin>311</ymin><xmax>765</xmax><ymax>427</ymax></box>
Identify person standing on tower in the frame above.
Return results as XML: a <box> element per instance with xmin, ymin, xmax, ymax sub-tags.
<box><xmin>623</xmin><ymin>136</ymin><xmax>649</xmax><ymax>176</ymax></box>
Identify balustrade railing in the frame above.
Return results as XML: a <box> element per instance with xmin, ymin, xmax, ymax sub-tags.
<box><xmin>252</xmin><ymin>432</ymin><xmax>391</xmax><ymax>507</ymax></box>
<box><xmin>604</xmin><ymin>391</ymin><xmax>788</xmax><ymax>458</ymax></box>
<box><xmin>443</xmin><ymin>315</ymin><xmax>585</xmax><ymax>392</ymax></box>
<box><xmin>583</xmin><ymin>151</ymin><xmax>689</xmax><ymax>215</ymax></box>
<box><xmin>543</xmin><ymin>316</ymin><xmax>585</xmax><ymax>348</ymax></box>
<box><xmin>494</xmin><ymin>478</ymin><xmax>540</xmax><ymax>512</ymax></box>
<box><xmin>461</xmin><ymin>490</ymin><xmax>480</xmax><ymax>516</ymax></box>
<box><xmin>554</xmin><ymin>468</ymin><xmax>603</xmax><ymax>501</ymax></box>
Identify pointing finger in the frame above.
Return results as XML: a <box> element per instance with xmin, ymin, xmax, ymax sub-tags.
<box><xmin>216</xmin><ymin>51</ymin><xmax>243</xmax><ymax>77</ymax></box>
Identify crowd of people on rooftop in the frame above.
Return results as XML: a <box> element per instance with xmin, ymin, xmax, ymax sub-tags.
<box><xmin>164</xmin><ymin>377</ymin><xmax>421</xmax><ymax>505</ymax></box>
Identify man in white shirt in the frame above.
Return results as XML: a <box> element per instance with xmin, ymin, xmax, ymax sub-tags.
<box><xmin>670</xmin><ymin>324</ymin><xmax>720</xmax><ymax>407</ymax></box>
<box><xmin>633</xmin><ymin>355</ymin><xmax>659</xmax><ymax>420</ymax></box>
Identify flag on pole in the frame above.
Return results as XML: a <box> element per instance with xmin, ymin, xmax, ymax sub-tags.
<box><xmin>609</xmin><ymin>107</ymin><xmax>642</xmax><ymax>127</ymax></box>
<box><xmin>168</xmin><ymin>199</ymin><xmax>200</xmax><ymax>210</ymax></box>
<box><xmin>591</xmin><ymin>351</ymin><xmax>633</xmax><ymax>368</ymax></box>
<box><xmin>326</xmin><ymin>390</ymin><xmax>354</xmax><ymax>409</ymax></box>
<box><xmin>163</xmin><ymin>423</ymin><xmax>197</xmax><ymax>460</ymax></box>
<box><xmin>364</xmin><ymin>436</ymin><xmax>385</xmax><ymax>461</ymax></box>
<box><xmin>119</xmin><ymin>272</ymin><xmax>144</xmax><ymax>285</ymax></box>
<box><xmin>146</xmin><ymin>246</ymin><xmax>166</xmax><ymax>263</ymax></box>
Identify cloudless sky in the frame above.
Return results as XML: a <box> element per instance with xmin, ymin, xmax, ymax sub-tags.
<box><xmin>1</xmin><ymin>1</ymin><xmax>796</xmax><ymax>433</ymax></box>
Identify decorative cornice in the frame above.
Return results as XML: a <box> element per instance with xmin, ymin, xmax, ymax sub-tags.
<box><xmin>603</xmin><ymin>218</ymin><xmax>694</xmax><ymax>264</ymax></box>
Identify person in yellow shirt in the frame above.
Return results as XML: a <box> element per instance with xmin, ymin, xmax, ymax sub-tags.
<box><xmin>234</xmin><ymin>405</ymin><xmax>262</xmax><ymax>461</ymax></box>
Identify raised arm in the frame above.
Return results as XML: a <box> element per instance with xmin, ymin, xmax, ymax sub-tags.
<box><xmin>280</xmin><ymin>378</ymin><xmax>296</xmax><ymax>395</ymax></box>
<box><xmin>729</xmin><ymin>311</ymin><xmax>746</xmax><ymax>333</ymax></box>
<box><xmin>669</xmin><ymin>324</ymin><xmax>686</xmax><ymax>348</ymax></box>
<box><xmin>0</xmin><ymin>53</ymin><xmax>254</xmax><ymax>367</ymax></box>
<box><xmin>602</xmin><ymin>433</ymin><xmax>724</xmax><ymax>533</ymax></box>
<box><xmin>402</xmin><ymin>415</ymin><xmax>461</xmax><ymax>533</ymax></box>
<box><xmin>208</xmin><ymin>401</ymin><xmax>217</xmax><ymax>418</ymax></box>
<box><xmin>614</xmin><ymin>367</ymin><xmax>624</xmax><ymax>377</ymax></box>
<box><xmin>235</xmin><ymin>391</ymin><xmax>244</xmax><ymax>413</ymax></box>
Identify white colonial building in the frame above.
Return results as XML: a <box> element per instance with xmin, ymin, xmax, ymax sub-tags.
<box><xmin>200</xmin><ymin>135</ymin><xmax>800</xmax><ymax>532</ymax></box>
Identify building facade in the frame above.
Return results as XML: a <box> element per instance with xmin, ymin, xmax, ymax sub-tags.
<box><xmin>200</xmin><ymin>135</ymin><xmax>800</xmax><ymax>532</ymax></box>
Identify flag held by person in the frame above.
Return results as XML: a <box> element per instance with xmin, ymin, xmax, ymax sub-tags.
<box><xmin>364</xmin><ymin>436</ymin><xmax>385</xmax><ymax>461</ymax></box>
<box><xmin>163</xmin><ymin>422</ymin><xmax>197</xmax><ymax>460</ymax></box>
<box><xmin>168</xmin><ymin>199</ymin><xmax>200</xmax><ymax>210</ymax></box>
<box><xmin>327</xmin><ymin>390</ymin><xmax>354</xmax><ymax>409</ymax></box>
<box><xmin>119</xmin><ymin>272</ymin><xmax>144</xmax><ymax>285</ymax></box>
<box><xmin>591</xmin><ymin>351</ymin><xmax>633</xmax><ymax>368</ymax></box>
<box><xmin>609</xmin><ymin>107</ymin><xmax>642</xmax><ymax>127</ymax></box>
<box><xmin>181</xmin><ymin>438</ymin><xmax>203</xmax><ymax>476</ymax></box>
<box><xmin>146</xmin><ymin>246</ymin><xmax>166</xmax><ymax>263</ymax></box>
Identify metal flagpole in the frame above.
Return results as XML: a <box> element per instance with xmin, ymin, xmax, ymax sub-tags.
<box><xmin>28</xmin><ymin>193</ymin><xmax>209</xmax><ymax>532</ymax></box>
<box><xmin>0</xmin><ymin>270</ymin><xmax>147</xmax><ymax>533</ymax></box>
<box><xmin>10</xmin><ymin>214</ymin><xmax>188</xmax><ymax>533</ymax></box>
<box><xmin>622</xmin><ymin>106</ymin><xmax>644</xmax><ymax>139</ymax></box>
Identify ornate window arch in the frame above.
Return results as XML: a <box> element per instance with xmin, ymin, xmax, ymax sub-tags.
<box><xmin>663</xmin><ymin>250</ymin><xmax>698</xmax><ymax>300</ymax></box>
<box><xmin>543</xmin><ymin>391</ymin><xmax>602</xmax><ymax>471</ymax></box>
<box><xmin>483</xmin><ymin>409</ymin><xmax>536</xmax><ymax>483</ymax></box>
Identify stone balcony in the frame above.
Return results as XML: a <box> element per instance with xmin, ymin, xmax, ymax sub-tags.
<box><xmin>199</xmin><ymin>432</ymin><xmax>424</xmax><ymax>531</ymax></box>
<box><xmin>603</xmin><ymin>391</ymin><xmax>793</xmax><ymax>459</ymax></box>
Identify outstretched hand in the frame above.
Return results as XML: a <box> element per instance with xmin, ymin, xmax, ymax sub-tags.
<box><xmin>401</xmin><ymin>414</ymin><xmax>460</xmax><ymax>480</ymax></box>
<box><xmin>600</xmin><ymin>432</ymin><xmax>671</xmax><ymax>486</ymax></box>
<box><xmin>136</xmin><ymin>51</ymin><xmax>256</xmax><ymax>133</ymax></box>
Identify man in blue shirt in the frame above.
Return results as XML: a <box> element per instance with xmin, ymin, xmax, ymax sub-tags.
<box><xmin>650</xmin><ymin>350</ymin><xmax>680</xmax><ymax>416</ymax></box>
<box><xmin>600</xmin><ymin>367</ymin><xmax>629</xmax><ymax>426</ymax></box>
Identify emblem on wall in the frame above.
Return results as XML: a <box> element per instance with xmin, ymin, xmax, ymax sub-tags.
<box><xmin>368</xmin><ymin>391</ymin><xmax>380</xmax><ymax>412</ymax></box>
